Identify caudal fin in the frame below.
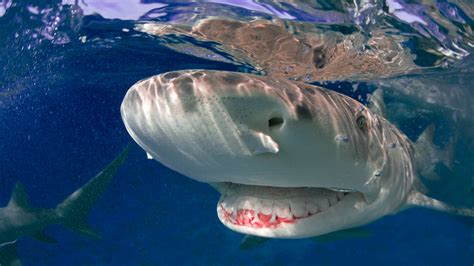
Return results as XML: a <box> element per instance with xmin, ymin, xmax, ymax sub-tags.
<box><xmin>55</xmin><ymin>145</ymin><xmax>130</xmax><ymax>238</ymax></box>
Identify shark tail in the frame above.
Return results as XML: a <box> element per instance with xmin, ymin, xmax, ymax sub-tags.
<box><xmin>407</xmin><ymin>191</ymin><xmax>474</xmax><ymax>217</ymax></box>
<box><xmin>55</xmin><ymin>145</ymin><xmax>130</xmax><ymax>238</ymax></box>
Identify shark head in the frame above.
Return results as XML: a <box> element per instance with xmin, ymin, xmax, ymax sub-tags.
<box><xmin>121</xmin><ymin>70</ymin><xmax>415</xmax><ymax>238</ymax></box>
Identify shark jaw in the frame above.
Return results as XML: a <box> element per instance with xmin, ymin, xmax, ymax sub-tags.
<box><xmin>214</xmin><ymin>183</ymin><xmax>368</xmax><ymax>238</ymax></box>
<box><xmin>120</xmin><ymin>70</ymin><xmax>414</xmax><ymax>238</ymax></box>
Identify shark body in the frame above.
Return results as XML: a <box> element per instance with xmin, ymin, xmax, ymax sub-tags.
<box><xmin>120</xmin><ymin>70</ymin><xmax>471</xmax><ymax>238</ymax></box>
<box><xmin>0</xmin><ymin>146</ymin><xmax>129</xmax><ymax>261</ymax></box>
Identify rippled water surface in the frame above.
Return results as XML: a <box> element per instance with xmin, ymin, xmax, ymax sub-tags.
<box><xmin>0</xmin><ymin>1</ymin><xmax>473</xmax><ymax>265</ymax></box>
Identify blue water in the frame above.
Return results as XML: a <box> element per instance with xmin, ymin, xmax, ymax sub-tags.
<box><xmin>0</xmin><ymin>1</ymin><xmax>473</xmax><ymax>265</ymax></box>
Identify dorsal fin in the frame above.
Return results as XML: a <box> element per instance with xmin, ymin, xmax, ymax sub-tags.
<box><xmin>416</xmin><ymin>124</ymin><xmax>435</xmax><ymax>143</ymax></box>
<box><xmin>414</xmin><ymin>124</ymin><xmax>454</xmax><ymax>180</ymax></box>
<box><xmin>368</xmin><ymin>88</ymin><xmax>386</xmax><ymax>117</ymax></box>
<box><xmin>8</xmin><ymin>182</ymin><xmax>32</xmax><ymax>210</ymax></box>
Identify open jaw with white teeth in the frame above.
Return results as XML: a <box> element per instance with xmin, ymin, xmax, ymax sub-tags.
<box><xmin>216</xmin><ymin>183</ymin><xmax>365</xmax><ymax>237</ymax></box>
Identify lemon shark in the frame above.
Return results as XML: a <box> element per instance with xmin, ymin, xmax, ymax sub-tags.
<box><xmin>0</xmin><ymin>146</ymin><xmax>129</xmax><ymax>263</ymax></box>
<box><xmin>120</xmin><ymin>70</ymin><xmax>472</xmax><ymax>238</ymax></box>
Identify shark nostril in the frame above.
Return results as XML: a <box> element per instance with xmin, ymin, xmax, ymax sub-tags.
<box><xmin>268</xmin><ymin>117</ymin><xmax>284</xmax><ymax>129</ymax></box>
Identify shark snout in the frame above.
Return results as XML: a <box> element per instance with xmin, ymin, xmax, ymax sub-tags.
<box><xmin>121</xmin><ymin>70</ymin><xmax>379</xmax><ymax>191</ymax></box>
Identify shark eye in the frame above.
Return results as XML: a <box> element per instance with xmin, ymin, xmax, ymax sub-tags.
<box><xmin>356</xmin><ymin>115</ymin><xmax>367</xmax><ymax>130</ymax></box>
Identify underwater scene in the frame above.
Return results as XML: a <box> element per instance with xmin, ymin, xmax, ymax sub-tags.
<box><xmin>0</xmin><ymin>0</ymin><xmax>473</xmax><ymax>265</ymax></box>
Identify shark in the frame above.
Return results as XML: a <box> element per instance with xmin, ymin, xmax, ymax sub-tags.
<box><xmin>0</xmin><ymin>146</ymin><xmax>129</xmax><ymax>263</ymax></box>
<box><xmin>120</xmin><ymin>70</ymin><xmax>472</xmax><ymax>238</ymax></box>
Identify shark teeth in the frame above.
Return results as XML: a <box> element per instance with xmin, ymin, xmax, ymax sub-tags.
<box><xmin>260</xmin><ymin>200</ymin><xmax>273</xmax><ymax>215</ymax></box>
<box><xmin>328</xmin><ymin>193</ymin><xmax>338</xmax><ymax>205</ymax></box>
<box><xmin>290</xmin><ymin>201</ymin><xmax>307</xmax><ymax>217</ymax></box>
<box><xmin>305</xmin><ymin>201</ymin><xmax>320</xmax><ymax>215</ymax></box>
<box><xmin>274</xmin><ymin>201</ymin><xmax>291</xmax><ymax>218</ymax></box>
<box><xmin>217</xmin><ymin>183</ymin><xmax>355</xmax><ymax>229</ymax></box>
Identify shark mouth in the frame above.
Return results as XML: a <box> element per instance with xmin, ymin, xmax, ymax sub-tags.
<box><xmin>216</xmin><ymin>183</ymin><xmax>364</xmax><ymax>233</ymax></box>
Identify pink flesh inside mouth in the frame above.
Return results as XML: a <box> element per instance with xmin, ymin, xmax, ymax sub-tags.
<box><xmin>219</xmin><ymin>204</ymin><xmax>300</xmax><ymax>228</ymax></box>
<box><xmin>217</xmin><ymin>183</ymin><xmax>354</xmax><ymax>229</ymax></box>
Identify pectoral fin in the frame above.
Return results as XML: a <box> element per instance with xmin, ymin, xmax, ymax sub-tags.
<box><xmin>239</xmin><ymin>235</ymin><xmax>269</xmax><ymax>250</ymax></box>
<box><xmin>407</xmin><ymin>191</ymin><xmax>474</xmax><ymax>217</ymax></box>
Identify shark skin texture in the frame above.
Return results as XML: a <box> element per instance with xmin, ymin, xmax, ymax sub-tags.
<box><xmin>120</xmin><ymin>70</ymin><xmax>472</xmax><ymax>239</ymax></box>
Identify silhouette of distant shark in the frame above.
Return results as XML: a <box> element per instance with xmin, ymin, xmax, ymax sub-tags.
<box><xmin>0</xmin><ymin>145</ymin><xmax>130</xmax><ymax>265</ymax></box>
